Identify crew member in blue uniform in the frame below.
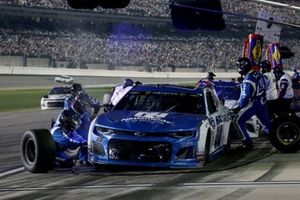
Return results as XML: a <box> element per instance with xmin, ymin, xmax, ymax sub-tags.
<box><xmin>233</xmin><ymin>57</ymin><xmax>270</xmax><ymax>148</ymax></box>
<box><xmin>64</xmin><ymin>83</ymin><xmax>100</xmax><ymax>140</ymax></box>
<box><xmin>64</xmin><ymin>83</ymin><xmax>100</xmax><ymax>118</ymax></box>
<box><xmin>51</xmin><ymin>109</ymin><xmax>87</xmax><ymax>165</ymax></box>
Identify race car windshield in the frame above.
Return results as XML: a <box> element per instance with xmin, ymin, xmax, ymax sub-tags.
<box><xmin>114</xmin><ymin>91</ymin><xmax>205</xmax><ymax>115</ymax></box>
<box><xmin>49</xmin><ymin>87</ymin><xmax>71</xmax><ymax>95</ymax></box>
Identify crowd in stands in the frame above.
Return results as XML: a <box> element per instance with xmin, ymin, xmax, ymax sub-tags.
<box><xmin>1</xmin><ymin>0</ymin><xmax>299</xmax><ymax>24</ymax></box>
<box><xmin>0</xmin><ymin>0</ymin><xmax>299</xmax><ymax>71</ymax></box>
<box><xmin>0</xmin><ymin>27</ymin><xmax>299</xmax><ymax>71</ymax></box>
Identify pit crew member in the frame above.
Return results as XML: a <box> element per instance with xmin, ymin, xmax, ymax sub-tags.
<box><xmin>51</xmin><ymin>109</ymin><xmax>87</xmax><ymax>165</ymax></box>
<box><xmin>293</xmin><ymin>68</ymin><xmax>300</xmax><ymax>80</ymax></box>
<box><xmin>233</xmin><ymin>57</ymin><xmax>270</xmax><ymax>148</ymax></box>
<box><xmin>110</xmin><ymin>79</ymin><xmax>135</xmax><ymax>106</ymax></box>
<box><xmin>260</xmin><ymin>60</ymin><xmax>278</xmax><ymax>112</ymax></box>
<box><xmin>273</xmin><ymin>66</ymin><xmax>294</xmax><ymax>111</ymax></box>
<box><xmin>64</xmin><ymin>83</ymin><xmax>100</xmax><ymax>118</ymax></box>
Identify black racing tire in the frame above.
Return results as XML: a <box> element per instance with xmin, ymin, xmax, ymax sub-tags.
<box><xmin>20</xmin><ymin>129</ymin><xmax>55</xmax><ymax>173</ymax></box>
<box><xmin>203</xmin><ymin>132</ymin><xmax>211</xmax><ymax>165</ymax></box>
<box><xmin>269</xmin><ymin>117</ymin><xmax>300</xmax><ymax>153</ymax></box>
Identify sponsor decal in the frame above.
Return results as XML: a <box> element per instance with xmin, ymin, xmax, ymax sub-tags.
<box><xmin>252</xmin><ymin>40</ymin><xmax>262</xmax><ymax>65</ymax></box>
<box><xmin>121</xmin><ymin>112</ymin><xmax>172</xmax><ymax>125</ymax></box>
<box><xmin>272</xmin><ymin>47</ymin><xmax>281</xmax><ymax>65</ymax></box>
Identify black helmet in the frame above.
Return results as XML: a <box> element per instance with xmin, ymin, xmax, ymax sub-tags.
<box><xmin>273</xmin><ymin>67</ymin><xmax>284</xmax><ymax>80</ymax></box>
<box><xmin>71</xmin><ymin>92</ymin><xmax>89</xmax><ymax>115</ymax></box>
<box><xmin>123</xmin><ymin>79</ymin><xmax>134</xmax><ymax>89</ymax></box>
<box><xmin>237</xmin><ymin>57</ymin><xmax>252</xmax><ymax>76</ymax></box>
<box><xmin>207</xmin><ymin>72</ymin><xmax>216</xmax><ymax>81</ymax></box>
<box><xmin>260</xmin><ymin>60</ymin><xmax>271</xmax><ymax>74</ymax></box>
<box><xmin>59</xmin><ymin>109</ymin><xmax>81</xmax><ymax>131</ymax></box>
<box><xmin>71</xmin><ymin>83</ymin><xmax>82</xmax><ymax>93</ymax></box>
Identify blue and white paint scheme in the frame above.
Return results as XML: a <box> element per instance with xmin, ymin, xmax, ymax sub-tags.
<box><xmin>88</xmin><ymin>84</ymin><xmax>232</xmax><ymax>168</ymax></box>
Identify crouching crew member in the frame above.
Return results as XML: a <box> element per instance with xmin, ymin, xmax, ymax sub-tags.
<box><xmin>51</xmin><ymin>109</ymin><xmax>87</xmax><ymax>165</ymax></box>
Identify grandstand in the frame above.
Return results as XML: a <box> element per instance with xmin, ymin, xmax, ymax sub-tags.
<box><xmin>0</xmin><ymin>0</ymin><xmax>299</xmax><ymax>72</ymax></box>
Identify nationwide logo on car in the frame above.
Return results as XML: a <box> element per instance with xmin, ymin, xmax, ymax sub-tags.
<box><xmin>121</xmin><ymin>112</ymin><xmax>172</xmax><ymax>125</ymax></box>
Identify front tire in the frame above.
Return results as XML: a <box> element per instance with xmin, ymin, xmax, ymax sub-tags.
<box><xmin>269</xmin><ymin>117</ymin><xmax>300</xmax><ymax>153</ymax></box>
<box><xmin>20</xmin><ymin>129</ymin><xmax>55</xmax><ymax>173</ymax></box>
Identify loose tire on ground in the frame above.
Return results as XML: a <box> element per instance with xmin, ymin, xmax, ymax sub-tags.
<box><xmin>269</xmin><ymin>117</ymin><xmax>300</xmax><ymax>153</ymax></box>
<box><xmin>20</xmin><ymin>129</ymin><xmax>55</xmax><ymax>173</ymax></box>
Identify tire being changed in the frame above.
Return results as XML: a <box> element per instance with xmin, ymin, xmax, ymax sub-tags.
<box><xmin>269</xmin><ymin>118</ymin><xmax>300</xmax><ymax>153</ymax></box>
<box><xmin>20</xmin><ymin>129</ymin><xmax>55</xmax><ymax>173</ymax></box>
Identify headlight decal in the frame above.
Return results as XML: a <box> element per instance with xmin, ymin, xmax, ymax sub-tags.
<box><xmin>94</xmin><ymin>126</ymin><xmax>114</xmax><ymax>136</ymax></box>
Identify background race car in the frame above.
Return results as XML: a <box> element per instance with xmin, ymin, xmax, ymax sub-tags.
<box><xmin>54</xmin><ymin>75</ymin><xmax>74</xmax><ymax>84</ymax></box>
<box><xmin>41</xmin><ymin>86</ymin><xmax>71</xmax><ymax>110</ymax></box>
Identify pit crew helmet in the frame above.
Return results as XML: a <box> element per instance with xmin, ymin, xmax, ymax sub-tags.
<box><xmin>71</xmin><ymin>83</ymin><xmax>83</xmax><ymax>93</ymax></box>
<box><xmin>237</xmin><ymin>57</ymin><xmax>252</xmax><ymax>76</ymax></box>
<box><xmin>207</xmin><ymin>72</ymin><xmax>216</xmax><ymax>81</ymax></box>
<box><xmin>59</xmin><ymin>109</ymin><xmax>81</xmax><ymax>131</ymax></box>
<box><xmin>273</xmin><ymin>66</ymin><xmax>284</xmax><ymax>80</ymax></box>
<box><xmin>71</xmin><ymin>92</ymin><xmax>89</xmax><ymax>115</ymax></box>
<box><xmin>123</xmin><ymin>79</ymin><xmax>134</xmax><ymax>89</ymax></box>
<box><xmin>260</xmin><ymin>60</ymin><xmax>272</xmax><ymax>74</ymax></box>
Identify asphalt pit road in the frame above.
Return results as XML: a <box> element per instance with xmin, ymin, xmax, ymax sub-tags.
<box><xmin>52</xmin><ymin>139</ymin><xmax>276</xmax><ymax>176</ymax></box>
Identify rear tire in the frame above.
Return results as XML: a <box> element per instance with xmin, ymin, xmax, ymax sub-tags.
<box><xmin>269</xmin><ymin>117</ymin><xmax>300</xmax><ymax>153</ymax></box>
<box><xmin>20</xmin><ymin>129</ymin><xmax>55</xmax><ymax>173</ymax></box>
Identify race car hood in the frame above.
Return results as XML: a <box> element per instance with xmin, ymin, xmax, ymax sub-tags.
<box><xmin>95</xmin><ymin>110</ymin><xmax>206</xmax><ymax>132</ymax></box>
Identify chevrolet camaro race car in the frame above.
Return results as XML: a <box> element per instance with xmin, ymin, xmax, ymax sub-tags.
<box><xmin>41</xmin><ymin>86</ymin><xmax>71</xmax><ymax>110</ymax></box>
<box><xmin>88</xmin><ymin>84</ymin><xmax>233</xmax><ymax>168</ymax></box>
<box><xmin>21</xmin><ymin>83</ymin><xmax>235</xmax><ymax>172</ymax></box>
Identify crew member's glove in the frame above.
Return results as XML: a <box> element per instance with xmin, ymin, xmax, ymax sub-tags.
<box><xmin>81</xmin><ymin>141</ymin><xmax>88</xmax><ymax>148</ymax></box>
<box><xmin>237</xmin><ymin>76</ymin><xmax>244</xmax><ymax>83</ymax></box>
<box><xmin>231</xmin><ymin>105</ymin><xmax>241</xmax><ymax>114</ymax></box>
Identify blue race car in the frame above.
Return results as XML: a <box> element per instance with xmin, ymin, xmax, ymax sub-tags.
<box><xmin>88</xmin><ymin>83</ymin><xmax>233</xmax><ymax>168</ymax></box>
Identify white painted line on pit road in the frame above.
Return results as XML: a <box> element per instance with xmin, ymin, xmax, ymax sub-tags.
<box><xmin>0</xmin><ymin>167</ymin><xmax>24</xmax><ymax>178</ymax></box>
<box><xmin>0</xmin><ymin>116</ymin><xmax>17</xmax><ymax>120</ymax></box>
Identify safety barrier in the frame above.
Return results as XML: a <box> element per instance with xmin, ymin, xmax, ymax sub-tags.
<box><xmin>0</xmin><ymin>66</ymin><xmax>242</xmax><ymax>79</ymax></box>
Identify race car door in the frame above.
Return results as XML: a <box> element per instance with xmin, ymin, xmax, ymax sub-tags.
<box><xmin>205</xmin><ymin>88</ymin><xmax>226</xmax><ymax>152</ymax></box>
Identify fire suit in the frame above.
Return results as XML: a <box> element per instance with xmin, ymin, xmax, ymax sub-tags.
<box><xmin>64</xmin><ymin>93</ymin><xmax>100</xmax><ymax>140</ymax></box>
<box><xmin>234</xmin><ymin>70</ymin><xmax>270</xmax><ymax>146</ymax></box>
<box><xmin>263</xmin><ymin>72</ymin><xmax>278</xmax><ymax>112</ymax></box>
<box><xmin>51</xmin><ymin>123</ymin><xmax>87</xmax><ymax>163</ymax></box>
<box><xmin>276</xmin><ymin>73</ymin><xmax>294</xmax><ymax>111</ymax></box>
